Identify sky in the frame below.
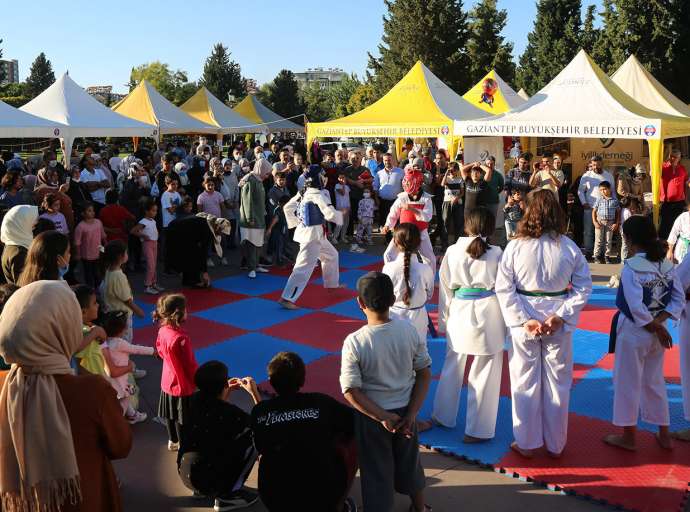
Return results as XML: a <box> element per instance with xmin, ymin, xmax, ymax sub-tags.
<box><xmin>2</xmin><ymin>0</ymin><xmax>601</xmax><ymax>93</ymax></box>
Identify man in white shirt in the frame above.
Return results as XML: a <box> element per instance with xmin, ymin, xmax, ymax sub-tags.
<box><xmin>577</xmin><ymin>155</ymin><xmax>616</xmax><ymax>259</ymax></box>
<box><xmin>373</xmin><ymin>153</ymin><xmax>404</xmax><ymax>240</ymax></box>
<box><xmin>80</xmin><ymin>155</ymin><xmax>110</xmax><ymax>209</ymax></box>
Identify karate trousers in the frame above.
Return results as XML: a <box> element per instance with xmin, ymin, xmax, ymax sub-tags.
<box><xmin>681</xmin><ymin>306</ymin><xmax>690</xmax><ymax>421</ymax></box>
<box><xmin>281</xmin><ymin>238</ymin><xmax>339</xmax><ymax>303</ymax></box>
<box><xmin>432</xmin><ymin>345</ymin><xmax>503</xmax><ymax>438</ymax></box>
<box><xmin>612</xmin><ymin>315</ymin><xmax>670</xmax><ymax>426</ymax></box>
<box><xmin>509</xmin><ymin>328</ymin><xmax>573</xmax><ymax>453</ymax></box>
<box><xmin>390</xmin><ymin>305</ymin><xmax>428</xmax><ymax>347</ymax></box>
<box><xmin>383</xmin><ymin>229</ymin><xmax>436</xmax><ymax>268</ymax></box>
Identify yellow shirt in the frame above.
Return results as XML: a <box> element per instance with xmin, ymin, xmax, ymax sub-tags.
<box><xmin>75</xmin><ymin>325</ymin><xmax>107</xmax><ymax>376</ymax></box>
<box><xmin>103</xmin><ymin>269</ymin><xmax>132</xmax><ymax>313</ymax></box>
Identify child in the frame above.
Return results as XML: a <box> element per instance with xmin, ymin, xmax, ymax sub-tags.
<box><xmin>463</xmin><ymin>165</ymin><xmax>491</xmax><ymax>217</ymax></box>
<box><xmin>266</xmin><ymin>195</ymin><xmax>290</xmax><ymax>267</ymax></box>
<box><xmin>432</xmin><ymin>208</ymin><xmax>506</xmax><ymax>442</ymax></box>
<box><xmin>382</xmin><ymin>223</ymin><xmax>435</xmax><ymax>346</ymax></box>
<box><xmin>592</xmin><ymin>181</ymin><xmax>620</xmax><ymax>264</ymax></box>
<box><xmin>441</xmin><ymin>162</ymin><xmax>464</xmax><ymax>244</ymax></box>
<box><xmin>503</xmin><ymin>189</ymin><xmax>525</xmax><ymax>240</ymax></box>
<box><xmin>104</xmin><ymin>310</ymin><xmax>156</xmax><ymax>424</ymax></box>
<box><xmin>667</xmin><ymin>197</ymin><xmax>690</xmax><ymax>263</ymax></box>
<box><xmin>131</xmin><ymin>198</ymin><xmax>162</xmax><ymax>295</ymax></box>
<box><xmin>74</xmin><ymin>202</ymin><xmax>107</xmax><ymax>289</ymax></box>
<box><xmin>39</xmin><ymin>192</ymin><xmax>68</xmax><ymax>235</ymax></box>
<box><xmin>197</xmin><ymin>177</ymin><xmax>225</xmax><ymax>219</ymax></box>
<box><xmin>177</xmin><ymin>196</ymin><xmax>194</xmax><ymax>220</ymax></box>
<box><xmin>340</xmin><ymin>272</ymin><xmax>432</xmax><ymax>512</ymax></box>
<box><xmin>332</xmin><ymin>171</ymin><xmax>351</xmax><ymax>244</ymax></box>
<box><xmin>155</xmin><ymin>293</ymin><xmax>198</xmax><ymax>451</ymax></box>
<box><xmin>604</xmin><ymin>215</ymin><xmax>683</xmax><ymax>451</ymax></box>
<box><xmin>382</xmin><ymin>166</ymin><xmax>435</xmax><ymax>267</ymax></box>
<box><xmin>161</xmin><ymin>176</ymin><xmax>182</xmax><ymax>228</ymax></box>
<box><xmin>621</xmin><ymin>197</ymin><xmax>644</xmax><ymax>261</ymax></box>
<box><xmin>354</xmin><ymin>187</ymin><xmax>375</xmax><ymax>249</ymax></box>
<box><xmin>101</xmin><ymin>240</ymin><xmax>145</xmax><ymax>343</ymax></box>
<box><xmin>278</xmin><ymin>165</ymin><xmax>343</xmax><ymax>310</ymax></box>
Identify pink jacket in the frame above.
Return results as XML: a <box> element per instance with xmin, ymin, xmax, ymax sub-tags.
<box><xmin>155</xmin><ymin>324</ymin><xmax>198</xmax><ymax>397</ymax></box>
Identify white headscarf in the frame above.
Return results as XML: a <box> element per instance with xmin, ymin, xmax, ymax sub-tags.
<box><xmin>0</xmin><ymin>206</ymin><xmax>38</xmax><ymax>249</ymax></box>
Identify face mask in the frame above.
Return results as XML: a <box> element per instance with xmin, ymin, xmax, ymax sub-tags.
<box><xmin>363</xmin><ymin>192</ymin><xmax>371</xmax><ymax>199</ymax></box>
<box><xmin>57</xmin><ymin>257</ymin><xmax>68</xmax><ymax>278</ymax></box>
<box><xmin>199</xmin><ymin>160</ymin><xmax>206</xmax><ymax>169</ymax></box>
<box><xmin>49</xmin><ymin>160</ymin><xmax>58</xmax><ymax>168</ymax></box>
<box><xmin>138</xmin><ymin>176</ymin><xmax>148</xmax><ymax>186</ymax></box>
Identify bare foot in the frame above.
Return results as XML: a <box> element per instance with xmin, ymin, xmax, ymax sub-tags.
<box><xmin>671</xmin><ymin>429</ymin><xmax>690</xmax><ymax>441</ymax></box>
<box><xmin>603</xmin><ymin>434</ymin><xmax>636</xmax><ymax>451</ymax></box>
<box><xmin>656</xmin><ymin>433</ymin><xmax>674</xmax><ymax>450</ymax></box>
<box><xmin>463</xmin><ymin>434</ymin><xmax>490</xmax><ymax>444</ymax></box>
<box><xmin>278</xmin><ymin>299</ymin><xmax>299</xmax><ymax>310</ymax></box>
<box><xmin>416</xmin><ymin>419</ymin><xmax>433</xmax><ymax>432</ymax></box>
<box><xmin>510</xmin><ymin>442</ymin><xmax>534</xmax><ymax>458</ymax></box>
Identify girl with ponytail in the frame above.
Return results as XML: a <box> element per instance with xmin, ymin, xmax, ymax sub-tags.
<box><xmin>431</xmin><ymin>207</ymin><xmax>507</xmax><ymax>443</ymax></box>
<box><xmin>382</xmin><ymin>223</ymin><xmax>435</xmax><ymax>347</ymax></box>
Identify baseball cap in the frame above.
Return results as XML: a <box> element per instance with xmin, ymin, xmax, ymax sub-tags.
<box><xmin>356</xmin><ymin>272</ymin><xmax>395</xmax><ymax>313</ymax></box>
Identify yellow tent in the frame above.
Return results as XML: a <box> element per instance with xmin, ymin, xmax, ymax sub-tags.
<box><xmin>307</xmin><ymin>61</ymin><xmax>487</xmax><ymax>158</ymax></box>
<box><xmin>463</xmin><ymin>70</ymin><xmax>526</xmax><ymax>114</ymax></box>
<box><xmin>232</xmin><ymin>95</ymin><xmax>304</xmax><ymax>133</ymax></box>
<box><xmin>180</xmin><ymin>87</ymin><xmax>262</xmax><ymax>135</ymax></box>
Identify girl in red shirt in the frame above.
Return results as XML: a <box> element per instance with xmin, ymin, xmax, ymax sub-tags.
<box><xmin>155</xmin><ymin>293</ymin><xmax>198</xmax><ymax>451</ymax></box>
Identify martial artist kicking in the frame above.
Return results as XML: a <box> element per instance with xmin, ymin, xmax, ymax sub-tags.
<box><xmin>279</xmin><ymin>165</ymin><xmax>343</xmax><ymax>310</ymax></box>
<box><xmin>495</xmin><ymin>190</ymin><xmax>592</xmax><ymax>458</ymax></box>
<box><xmin>604</xmin><ymin>215</ymin><xmax>683</xmax><ymax>450</ymax></box>
<box><xmin>432</xmin><ymin>208</ymin><xmax>506</xmax><ymax>442</ymax></box>
<box><xmin>381</xmin><ymin>161</ymin><xmax>436</xmax><ymax>268</ymax></box>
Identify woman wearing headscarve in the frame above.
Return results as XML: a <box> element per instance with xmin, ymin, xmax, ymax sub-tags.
<box><xmin>0</xmin><ymin>280</ymin><xmax>132</xmax><ymax>512</ymax></box>
<box><xmin>33</xmin><ymin>167</ymin><xmax>76</xmax><ymax>232</ymax></box>
<box><xmin>0</xmin><ymin>205</ymin><xmax>39</xmax><ymax>284</ymax></box>
<box><xmin>64</xmin><ymin>165</ymin><xmax>92</xmax><ymax>221</ymax></box>
<box><xmin>165</xmin><ymin>213</ymin><xmax>231</xmax><ymax>288</ymax></box>
<box><xmin>239</xmin><ymin>158</ymin><xmax>271</xmax><ymax>279</ymax></box>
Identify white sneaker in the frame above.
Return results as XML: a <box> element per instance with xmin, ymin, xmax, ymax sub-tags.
<box><xmin>248</xmin><ymin>270</ymin><xmax>256</xmax><ymax>279</ymax></box>
<box><xmin>167</xmin><ymin>440</ymin><xmax>179</xmax><ymax>451</ymax></box>
<box><xmin>126</xmin><ymin>411</ymin><xmax>147</xmax><ymax>424</ymax></box>
<box><xmin>256</xmin><ymin>266</ymin><xmax>269</xmax><ymax>273</ymax></box>
<box><xmin>221</xmin><ymin>257</ymin><xmax>229</xmax><ymax>265</ymax></box>
<box><xmin>153</xmin><ymin>284</ymin><xmax>165</xmax><ymax>292</ymax></box>
<box><xmin>349</xmin><ymin>244</ymin><xmax>360</xmax><ymax>252</ymax></box>
<box><xmin>133</xmin><ymin>368</ymin><xmax>147</xmax><ymax>379</ymax></box>
<box><xmin>207</xmin><ymin>258</ymin><xmax>215</xmax><ymax>267</ymax></box>
<box><xmin>144</xmin><ymin>286</ymin><xmax>159</xmax><ymax>295</ymax></box>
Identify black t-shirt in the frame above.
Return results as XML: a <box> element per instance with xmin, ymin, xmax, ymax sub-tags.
<box><xmin>344</xmin><ymin>165</ymin><xmax>368</xmax><ymax>200</ymax></box>
<box><xmin>464</xmin><ymin>180</ymin><xmax>490</xmax><ymax>212</ymax></box>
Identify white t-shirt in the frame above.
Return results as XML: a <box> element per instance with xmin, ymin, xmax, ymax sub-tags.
<box><xmin>160</xmin><ymin>191</ymin><xmax>181</xmax><ymax>228</ymax></box>
<box><xmin>109</xmin><ymin>156</ymin><xmax>122</xmax><ymax>174</ymax></box>
<box><xmin>139</xmin><ymin>217</ymin><xmax>158</xmax><ymax>241</ymax></box>
<box><xmin>80</xmin><ymin>168</ymin><xmax>108</xmax><ymax>204</ymax></box>
<box><xmin>334</xmin><ymin>183</ymin><xmax>351</xmax><ymax>210</ymax></box>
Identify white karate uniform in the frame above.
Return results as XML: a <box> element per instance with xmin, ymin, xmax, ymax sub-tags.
<box><xmin>612</xmin><ymin>255</ymin><xmax>683</xmax><ymax>427</ymax></box>
<box><xmin>496</xmin><ymin>234</ymin><xmax>592</xmax><ymax>453</ymax></box>
<box><xmin>383</xmin><ymin>191</ymin><xmax>435</xmax><ymax>268</ymax></box>
<box><xmin>382</xmin><ymin>252</ymin><xmax>435</xmax><ymax>345</ymax></box>
<box><xmin>281</xmin><ymin>188</ymin><xmax>343</xmax><ymax>303</ymax></box>
<box><xmin>668</xmin><ymin>211</ymin><xmax>690</xmax><ymax>263</ymax></box>
<box><xmin>677</xmin><ymin>256</ymin><xmax>690</xmax><ymax>421</ymax></box>
<box><xmin>432</xmin><ymin>238</ymin><xmax>506</xmax><ymax>438</ymax></box>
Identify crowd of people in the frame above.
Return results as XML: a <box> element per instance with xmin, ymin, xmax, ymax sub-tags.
<box><xmin>0</xmin><ymin>138</ymin><xmax>689</xmax><ymax>512</ymax></box>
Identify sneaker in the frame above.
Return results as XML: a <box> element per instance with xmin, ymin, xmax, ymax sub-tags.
<box><xmin>595</xmin><ymin>257</ymin><xmax>606</xmax><ymax>264</ymax></box>
<box><xmin>340</xmin><ymin>236</ymin><xmax>350</xmax><ymax>244</ymax></box>
<box><xmin>126</xmin><ymin>411</ymin><xmax>147</xmax><ymax>424</ymax></box>
<box><xmin>133</xmin><ymin>368</ymin><xmax>147</xmax><ymax>379</ymax></box>
<box><xmin>344</xmin><ymin>497</ymin><xmax>358</xmax><ymax>512</ymax></box>
<box><xmin>213</xmin><ymin>489</ymin><xmax>259</xmax><ymax>511</ymax></box>
<box><xmin>221</xmin><ymin>257</ymin><xmax>229</xmax><ymax>265</ymax></box>
<box><xmin>153</xmin><ymin>284</ymin><xmax>165</xmax><ymax>292</ymax></box>
<box><xmin>349</xmin><ymin>244</ymin><xmax>360</xmax><ymax>252</ymax></box>
<box><xmin>167</xmin><ymin>440</ymin><xmax>179</xmax><ymax>451</ymax></box>
<box><xmin>144</xmin><ymin>286</ymin><xmax>159</xmax><ymax>295</ymax></box>
<box><xmin>256</xmin><ymin>266</ymin><xmax>269</xmax><ymax>273</ymax></box>
<box><xmin>354</xmin><ymin>245</ymin><xmax>366</xmax><ymax>253</ymax></box>
<box><xmin>248</xmin><ymin>270</ymin><xmax>256</xmax><ymax>279</ymax></box>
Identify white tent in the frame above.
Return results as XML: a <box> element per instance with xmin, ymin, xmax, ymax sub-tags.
<box><xmin>611</xmin><ymin>54</ymin><xmax>690</xmax><ymax>117</ymax></box>
<box><xmin>517</xmin><ymin>88</ymin><xmax>529</xmax><ymax>101</ymax></box>
<box><xmin>20</xmin><ymin>73</ymin><xmax>156</xmax><ymax>163</ymax></box>
<box><xmin>0</xmin><ymin>100</ymin><xmax>67</xmax><ymax>138</ymax></box>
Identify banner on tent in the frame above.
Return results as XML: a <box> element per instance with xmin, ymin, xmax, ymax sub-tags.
<box><xmin>456</xmin><ymin>121</ymin><xmax>661</xmax><ymax>140</ymax></box>
<box><xmin>570</xmin><ymin>138</ymin><xmax>643</xmax><ymax>174</ymax></box>
<box><xmin>310</xmin><ymin>124</ymin><xmax>452</xmax><ymax>138</ymax></box>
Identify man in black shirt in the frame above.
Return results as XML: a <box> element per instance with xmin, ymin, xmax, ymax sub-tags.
<box><xmin>344</xmin><ymin>152</ymin><xmax>370</xmax><ymax>237</ymax></box>
<box><xmin>505</xmin><ymin>152</ymin><xmax>534</xmax><ymax>197</ymax></box>
<box><xmin>251</xmin><ymin>352</ymin><xmax>357</xmax><ymax>512</ymax></box>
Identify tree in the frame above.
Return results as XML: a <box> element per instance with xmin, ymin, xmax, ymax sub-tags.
<box><xmin>466</xmin><ymin>0</ymin><xmax>516</xmax><ymax>85</ymax></box>
<box><xmin>580</xmin><ymin>4</ymin><xmax>599</xmax><ymax>55</ymax></box>
<box><xmin>367</xmin><ymin>0</ymin><xmax>472</xmax><ymax>99</ymax></box>
<box><xmin>0</xmin><ymin>82</ymin><xmax>30</xmax><ymax>107</ymax></box>
<box><xmin>25</xmin><ymin>52</ymin><xmax>55</xmax><ymax>97</ymax></box>
<box><xmin>515</xmin><ymin>0</ymin><xmax>583</xmax><ymax>95</ymax></box>
<box><xmin>264</xmin><ymin>69</ymin><xmax>304</xmax><ymax>120</ymax></box>
<box><xmin>0</xmin><ymin>39</ymin><xmax>5</xmax><ymax>84</ymax></box>
<box><xmin>300</xmin><ymin>84</ymin><xmax>331</xmax><ymax>122</ymax></box>
<box><xmin>128</xmin><ymin>61</ymin><xmax>196</xmax><ymax>105</ymax></box>
<box><xmin>347</xmin><ymin>82</ymin><xmax>376</xmax><ymax>113</ymax></box>
<box><xmin>199</xmin><ymin>43</ymin><xmax>245</xmax><ymax>102</ymax></box>
<box><xmin>327</xmin><ymin>74</ymin><xmax>362</xmax><ymax>118</ymax></box>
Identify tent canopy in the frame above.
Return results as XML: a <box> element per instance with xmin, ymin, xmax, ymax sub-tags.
<box><xmin>611</xmin><ymin>54</ymin><xmax>690</xmax><ymax>118</ymax></box>
<box><xmin>517</xmin><ymin>88</ymin><xmax>530</xmax><ymax>101</ymax></box>
<box><xmin>233</xmin><ymin>95</ymin><xmax>304</xmax><ymax>133</ymax></box>
<box><xmin>456</xmin><ymin>50</ymin><xmax>690</xmax><ymax>140</ymax></box>
<box><xmin>462</xmin><ymin>70</ymin><xmax>526</xmax><ymax>114</ymax></box>
<box><xmin>308</xmin><ymin>61</ymin><xmax>486</xmax><ymax>141</ymax></box>
<box><xmin>0</xmin><ymin>100</ymin><xmax>66</xmax><ymax>138</ymax></box>
<box><xmin>180</xmin><ymin>87</ymin><xmax>261</xmax><ymax>134</ymax></box>
<box><xmin>112</xmin><ymin>80</ymin><xmax>217</xmax><ymax>135</ymax></box>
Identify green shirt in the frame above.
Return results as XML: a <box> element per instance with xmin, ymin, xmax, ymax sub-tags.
<box><xmin>485</xmin><ymin>171</ymin><xmax>504</xmax><ymax>205</ymax></box>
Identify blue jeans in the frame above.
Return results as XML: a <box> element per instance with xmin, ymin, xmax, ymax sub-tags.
<box><xmin>583</xmin><ymin>208</ymin><xmax>594</xmax><ymax>254</ymax></box>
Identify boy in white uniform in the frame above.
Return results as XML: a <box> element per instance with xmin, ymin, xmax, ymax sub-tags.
<box><xmin>604</xmin><ymin>215</ymin><xmax>683</xmax><ymax>451</ymax></box>
<box><xmin>432</xmin><ymin>208</ymin><xmax>506</xmax><ymax>442</ymax></box>
<box><xmin>279</xmin><ymin>165</ymin><xmax>343</xmax><ymax>310</ymax></box>
<box><xmin>495</xmin><ymin>190</ymin><xmax>592</xmax><ymax>458</ymax></box>
<box><xmin>381</xmin><ymin>163</ymin><xmax>435</xmax><ymax>268</ymax></box>
<box><xmin>674</xmin><ymin>252</ymin><xmax>690</xmax><ymax>441</ymax></box>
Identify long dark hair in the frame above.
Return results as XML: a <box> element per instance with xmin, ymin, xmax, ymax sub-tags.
<box><xmin>464</xmin><ymin>207</ymin><xmax>495</xmax><ymax>259</ymax></box>
<box><xmin>517</xmin><ymin>189</ymin><xmax>566</xmax><ymax>239</ymax></box>
<box><xmin>622</xmin><ymin>215</ymin><xmax>666</xmax><ymax>262</ymax></box>
<box><xmin>17</xmin><ymin>230</ymin><xmax>69</xmax><ymax>286</ymax></box>
<box><xmin>393</xmin><ymin>223</ymin><xmax>421</xmax><ymax>306</ymax></box>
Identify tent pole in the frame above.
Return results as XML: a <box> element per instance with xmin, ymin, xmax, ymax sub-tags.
<box><xmin>648</xmin><ymin>138</ymin><xmax>663</xmax><ymax>226</ymax></box>
<box><xmin>60</xmin><ymin>136</ymin><xmax>74</xmax><ymax>167</ymax></box>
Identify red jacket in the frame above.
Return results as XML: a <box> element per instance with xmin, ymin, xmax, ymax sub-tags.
<box><xmin>156</xmin><ymin>324</ymin><xmax>198</xmax><ymax>397</ymax></box>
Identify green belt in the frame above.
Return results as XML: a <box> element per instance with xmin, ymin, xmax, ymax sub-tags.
<box><xmin>454</xmin><ymin>287</ymin><xmax>494</xmax><ymax>299</ymax></box>
<box><xmin>516</xmin><ymin>289</ymin><xmax>568</xmax><ymax>297</ymax></box>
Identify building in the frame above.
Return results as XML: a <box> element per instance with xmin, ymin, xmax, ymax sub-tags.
<box><xmin>0</xmin><ymin>59</ymin><xmax>19</xmax><ymax>85</ymax></box>
<box><xmin>294</xmin><ymin>68</ymin><xmax>347</xmax><ymax>90</ymax></box>
<box><xmin>85</xmin><ymin>85</ymin><xmax>125</xmax><ymax>106</ymax></box>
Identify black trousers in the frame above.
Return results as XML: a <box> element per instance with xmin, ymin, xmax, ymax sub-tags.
<box><xmin>659</xmin><ymin>200</ymin><xmax>686</xmax><ymax>240</ymax></box>
<box><xmin>430</xmin><ymin>198</ymin><xmax>447</xmax><ymax>245</ymax></box>
<box><xmin>378</xmin><ymin>198</ymin><xmax>395</xmax><ymax>241</ymax></box>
